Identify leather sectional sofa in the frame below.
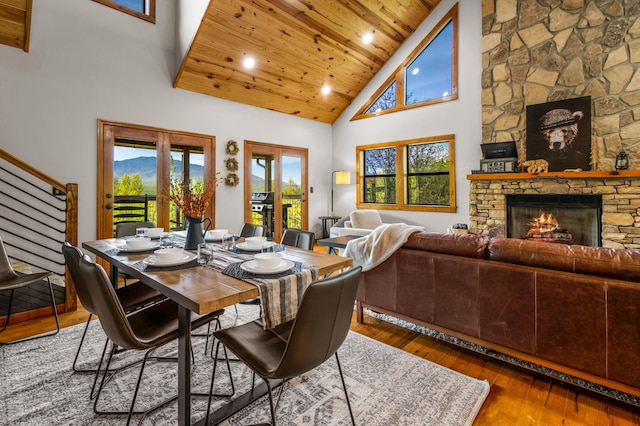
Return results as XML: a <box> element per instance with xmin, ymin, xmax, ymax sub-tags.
<box><xmin>355</xmin><ymin>232</ymin><xmax>640</xmax><ymax>397</ymax></box>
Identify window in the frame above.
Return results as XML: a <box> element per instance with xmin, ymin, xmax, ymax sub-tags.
<box><xmin>356</xmin><ymin>135</ymin><xmax>456</xmax><ymax>213</ymax></box>
<box><xmin>93</xmin><ymin>0</ymin><xmax>155</xmax><ymax>23</ymax></box>
<box><xmin>352</xmin><ymin>4</ymin><xmax>457</xmax><ymax>120</ymax></box>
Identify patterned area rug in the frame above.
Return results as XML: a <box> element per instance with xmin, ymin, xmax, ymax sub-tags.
<box><xmin>0</xmin><ymin>305</ymin><xmax>489</xmax><ymax>425</ymax></box>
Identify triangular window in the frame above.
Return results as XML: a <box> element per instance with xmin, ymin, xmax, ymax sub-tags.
<box><xmin>93</xmin><ymin>0</ymin><xmax>156</xmax><ymax>23</ymax></box>
<box><xmin>365</xmin><ymin>82</ymin><xmax>397</xmax><ymax>114</ymax></box>
<box><xmin>352</xmin><ymin>4</ymin><xmax>457</xmax><ymax>121</ymax></box>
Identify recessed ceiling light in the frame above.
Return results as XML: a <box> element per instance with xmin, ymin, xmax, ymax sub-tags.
<box><xmin>321</xmin><ymin>85</ymin><xmax>331</xmax><ymax>95</ymax></box>
<box><xmin>243</xmin><ymin>57</ymin><xmax>256</xmax><ymax>69</ymax></box>
<box><xmin>412</xmin><ymin>68</ymin><xmax>419</xmax><ymax>75</ymax></box>
<box><xmin>442</xmin><ymin>91</ymin><xmax>449</xmax><ymax>97</ymax></box>
<box><xmin>362</xmin><ymin>32</ymin><xmax>373</xmax><ymax>44</ymax></box>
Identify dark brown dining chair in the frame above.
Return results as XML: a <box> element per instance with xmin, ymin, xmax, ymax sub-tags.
<box><xmin>206</xmin><ymin>266</ymin><xmax>362</xmax><ymax>425</ymax></box>
<box><xmin>240</xmin><ymin>223</ymin><xmax>267</xmax><ymax>238</ymax></box>
<box><xmin>114</xmin><ymin>221</ymin><xmax>157</xmax><ymax>286</ymax></box>
<box><xmin>62</xmin><ymin>242</ymin><xmax>165</xmax><ymax>379</ymax></box>
<box><xmin>76</xmin><ymin>254</ymin><xmax>232</xmax><ymax>425</ymax></box>
<box><xmin>114</xmin><ymin>221</ymin><xmax>156</xmax><ymax>238</ymax></box>
<box><xmin>280</xmin><ymin>228</ymin><xmax>315</xmax><ymax>250</ymax></box>
<box><xmin>0</xmin><ymin>236</ymin><xmax>59</xmax><ymax>343</ymax></box>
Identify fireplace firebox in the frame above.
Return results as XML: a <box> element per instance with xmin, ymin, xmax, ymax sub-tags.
<box><xmin>506</xmin><ymin>194</ymin><xmax>602</xmax><ymax>246</ymax></box>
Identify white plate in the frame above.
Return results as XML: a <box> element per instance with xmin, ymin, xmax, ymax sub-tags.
<box><xmin>117</xmin><ymin>242</ymin><xmax>162</xmax><ymax>253</ymax></box>
<box><xmin>235</xmin><ymin>242</ymin><xmax>264</xmax><ymax>252</ymax></box>
<box><xmin>143</xmin><ymin>252</ymin><xmax>197</xmax><ymax>267</ymax></box>
<box><xmin>240</xmin><ymin>259</ymin><xmax>295</xmax><ymax>275</ymax></box>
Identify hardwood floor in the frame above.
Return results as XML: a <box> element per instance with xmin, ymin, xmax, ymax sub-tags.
<box><xmin>3</xmin><ymin>304</ymin><xmax>640</xmax><ymax>425</ymax></box>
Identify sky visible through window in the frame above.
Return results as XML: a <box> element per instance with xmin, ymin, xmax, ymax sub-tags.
<box><xmin>112</xmin><ymin>0</ymin><xmax>145</xmax><ymax>13</ymax></box>
<box><xmin>405</xmin><ymin>21</ymin><xmax>453</xmax><ymax>104</ymax></box>
<box><xmin>116</xmin><ymin>146</ymin><xmax>301</xmax><ymax>185</ymax></box>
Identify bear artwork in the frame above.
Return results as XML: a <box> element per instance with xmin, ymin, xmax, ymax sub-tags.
<box><xmin>525</xmin><ymin>97</ymin><xmax>591</xmax><ymax>172</ymax></box>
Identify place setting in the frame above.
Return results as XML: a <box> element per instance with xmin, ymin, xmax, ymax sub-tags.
<box><xmin>108</xmin><ymin>236</ymin><xmax>161</xmax><ymax>255</ymax></box>
<box><xmin>123</xmin><ymin>246</ymin><xmax>198</xmax><ymax>272</ymax></box>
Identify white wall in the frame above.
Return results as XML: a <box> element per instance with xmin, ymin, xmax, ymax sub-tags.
<box><xmin>0</xmin><ymin>0</ymin><xmax>332</xmax><ymax>243</ymax></box>
<box><xmin>332</xmin><ymin>0</ymin><xmax>482</xmax><ymax>231</ymax></box>
<box><xmin>0</xmin><ymin>0</ymin><xmax>482</xmax><ymax>243</ymax></box>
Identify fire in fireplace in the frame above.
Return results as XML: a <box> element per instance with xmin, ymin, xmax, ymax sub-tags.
<box><xmin>525</xmin><ymin>212</ymin><xmax>573</xmax><ymax>244</ymax></box>
<box><xmin>506</xmin><ymin>194</ymin><xmax>602</xmax><ymax>246</ymax></box>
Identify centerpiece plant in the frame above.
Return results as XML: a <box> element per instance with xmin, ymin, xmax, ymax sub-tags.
<box><xmin>166</xmin><ymin>172</ymin><xmax>222</xmax><ymax>249</ymax></box>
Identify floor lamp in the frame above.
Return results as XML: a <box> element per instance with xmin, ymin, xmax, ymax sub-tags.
<box><xmin>331</xmin><ymin>170</ymin><xmax>351</xmax><ymax>216</ymax></box>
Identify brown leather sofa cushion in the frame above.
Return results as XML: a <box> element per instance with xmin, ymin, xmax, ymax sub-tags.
<box><xmin>403</xmin><ymin>232</ymin><xmax>488</xmax><ymax>259</ymax></box>
<box><xmin>487</xmin><ymin>238</ymin><xmax>575</xmax><ymax>272</ymax></box>
<box><xmin>487</xmin><ymin>237</ymin><xmax>640</xmax><ymax>283</ymax></box>
<box><xmin>569</xmin><ymin>244</ymin><xmax>640</xmax><ymax>283</ymax></box>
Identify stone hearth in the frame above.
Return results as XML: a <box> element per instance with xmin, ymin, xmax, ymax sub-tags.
<box><xmin>468</xmin><ymin>170</ymin><xmax>640</xmax><ymax>249</ymax></box>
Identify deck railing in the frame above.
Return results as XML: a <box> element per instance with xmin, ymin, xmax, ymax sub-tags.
<box><xmin>0</xmin><ymin>148</ymin><xmax>78</xmax><ymax>323</ymax></box>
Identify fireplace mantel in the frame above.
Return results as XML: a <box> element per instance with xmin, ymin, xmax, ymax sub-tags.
<box><xmin>467</xmin><ymin>170</ymin><xmax>640</xmax><ymax>181</ymax></box>
<box><xmin>467</xmin><ymin>170</ymin><xmax>640</xmax><ymax>249</ymax></box>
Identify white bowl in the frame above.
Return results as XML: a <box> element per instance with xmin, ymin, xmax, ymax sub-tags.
<box><xmin>125</xmin><ymin>237</ymin><xmax>151</xmax><ymax>249</ymax></box>
<box><xmin>244</xmin><ymin>236</ymin><xmax>267</xmax><ymax>249</ymax></box>
<box><xmin>154</xmin><ymin>247</ymin><xmax>184</xmax><ymax>262</ymax></box>
<box><xmin>254</xmin><ymin>252</ymin><xmax>283</xmax><ymax>268</ymax></box>
<box><xmin>146</xmin><ymin>227</ymin><xmax>164</xmax><ymax>238</ymax></box>
<box><xmin>206</xmin><ymin>229</ymin><xmax>228</xmax><ymax>240</ymax></box>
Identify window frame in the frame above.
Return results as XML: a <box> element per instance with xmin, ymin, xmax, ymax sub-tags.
<box><xmin>356</xmin><ymin>134</ymin><xmax>456</xmax><ymax>213</ymax></box>
<box><xmin>93</xmin><ymin>0</ymin><xmax>156</xmax><ymax>24</ymax></box>
<box><xmin>351</xmin><ymin>3</ymin><xmax>458</xmax><ymax>121</ymax></box>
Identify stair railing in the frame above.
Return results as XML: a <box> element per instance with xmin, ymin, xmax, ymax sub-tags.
<box><xmin>0</xmin><ymin>148</ymin><xmax>78</xmax><ymax>319</ymax></box>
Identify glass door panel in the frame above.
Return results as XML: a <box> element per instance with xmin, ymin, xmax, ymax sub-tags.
<box><xmin>250</xmin><ymin>150</ymin><xmax>276</xmax><ymax>239</ymax></box>
<box><xmin>169</xmin><ymin>145</ymin><xmax>206</xmax><ymax>230</ymax></box>
<box><xmin>281</xmin><ymin>154</ymin><xmax>304</xmax><ymax>231</ymax></box>
<box><xmin>112</xmin><ymin>142</ymin><xmax>158</xmax><ymax>234</ymax></box>
<box><xmin>245</xmin><ymin>142</ymin><xmax>307</xmax><ymax>242</ymax></box>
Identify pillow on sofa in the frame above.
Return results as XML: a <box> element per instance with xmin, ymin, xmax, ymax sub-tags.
<box><xmin>349</xmin><ymin>210</ymin><xmax>383</xmax><ymax>229</ymax></box>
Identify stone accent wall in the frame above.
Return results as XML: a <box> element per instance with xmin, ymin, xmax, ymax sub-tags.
<box><xmin>469</xmin><ymin>175</ymin><xmax>640</xmax><ymax>248</ymax></box>
<box><xmin>482</xmin><ymin>0</ymin><xmax>640</xmax><ymax>170</ymax></box>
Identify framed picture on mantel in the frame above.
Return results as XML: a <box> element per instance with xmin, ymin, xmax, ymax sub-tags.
<box><xmin>526</xmin><ymin>96</ymin><xmax>591</xmax><ymax>172</ymax></box>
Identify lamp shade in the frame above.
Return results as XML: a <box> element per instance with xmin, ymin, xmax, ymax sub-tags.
<box><xmin>334</xmin><ymin>171</ymin><xmax>351</xmax><ymax>185</ymax></box>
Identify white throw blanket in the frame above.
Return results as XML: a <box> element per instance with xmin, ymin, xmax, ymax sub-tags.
<box><xmin>342</xmin><ymin>223</ymin><xmax>425</xmax><ymax>271</ymax></box>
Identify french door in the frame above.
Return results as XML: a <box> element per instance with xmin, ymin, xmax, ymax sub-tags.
<box><xmin>97</xmin><ymin>120</ymin><xmax>216</xmax><ymax>241</ymax></box>
<box><xmin>244</xmin><ymin>141</ymin><xmax>308</xmax><ymax>242</ymax></box>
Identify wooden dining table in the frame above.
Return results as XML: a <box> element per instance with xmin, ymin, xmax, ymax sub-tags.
<box><xmin>81</xmin><ymin>238</ymin><xmax>353</xmax><ymax>425</ymax></box>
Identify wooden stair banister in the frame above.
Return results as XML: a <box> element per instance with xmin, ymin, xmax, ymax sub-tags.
<box><xmin>0</xmin><ymin>148</ymin><xmax>79</xmax><ymax>314</ymax></box>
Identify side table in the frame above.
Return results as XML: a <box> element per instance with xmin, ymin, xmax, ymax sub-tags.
<box><xmin>318</xmin><ymin>215</ymin><xmax>341</xmax><ymax>239</ymax></box>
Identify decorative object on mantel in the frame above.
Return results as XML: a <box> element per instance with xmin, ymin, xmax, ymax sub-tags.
<box><xmin>526</xmin><ymin>96</ymin><xmax>591</xmax><ymax>172</ymax></box>
<box><xmin>225</xmin><ymin>139</ymin><xmax>239</xmax><ymax>155</ymax></box>
<box><xmin>616</xmin><ymin>151</ymin><xmax>630</xmax><ymax>170</ymax></box>
<box><xmin>478</xmin><ymin>141</ymin><xmax>518</xmax><ymax>173</ymax></box>
<box><xmin>522</xmin><ymin>159</ymin><xmax>549</xmax><ymax>174</ymax></box>
<box><xmin>564</xmin><ymin>168</ymin><xmax>582</xmax><ymax>172</ymax></box>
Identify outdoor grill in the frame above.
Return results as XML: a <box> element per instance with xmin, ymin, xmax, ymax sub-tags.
<box><xmin>250</xmin><ymin>192</ymin><xmax>293</xmax><ymax>239</ymax></box>
<box><xmin>251</xmin><ymin>191</ymin><xmax>274</xmax><ymax>212</ymax></box>
<box><xmin>251</xmin><ymin>192</ymin><xmax>275</xmax><ymax>237</ymax></box>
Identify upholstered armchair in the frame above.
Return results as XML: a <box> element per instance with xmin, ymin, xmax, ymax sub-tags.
<box><xmin>330</xmin><ymin>210</ymin><xmax>386</xmax><ymax>237</ymax></box>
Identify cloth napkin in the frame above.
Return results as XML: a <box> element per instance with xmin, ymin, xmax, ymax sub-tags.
<box><xmin>206</xmin><ymin>247</ymin><xmax>318</xmax><ymax>329</ymax></box>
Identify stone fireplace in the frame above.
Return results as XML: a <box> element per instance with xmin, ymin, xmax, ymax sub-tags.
<box><xmin>468</xmin><ymin>170</ymin><xmax>640</xmax><ymax>249</ymax></box>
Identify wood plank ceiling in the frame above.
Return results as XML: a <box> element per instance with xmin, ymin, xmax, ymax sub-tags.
<box><xmin>174</xmin><ymin>0</ymin><xmax>441</xmax><ymax>124</ymax></box>
<box><xmin>0</xmin><ymin>0</ymin><xmax>31</xmax><ymax>51</ymax></box>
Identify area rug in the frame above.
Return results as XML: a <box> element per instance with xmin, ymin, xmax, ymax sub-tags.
<box><xmin>0</xmin><ymin>305</ymin><xmax>489</xmax><ymax>425</ymax></box>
